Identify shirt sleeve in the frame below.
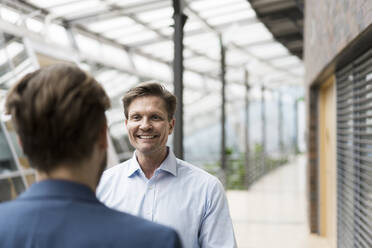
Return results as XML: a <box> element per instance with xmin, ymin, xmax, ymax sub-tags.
<box><xmin>198</xmin><ymin>178</ymin><xmax>237</xmax><ymax>248</ymax></box>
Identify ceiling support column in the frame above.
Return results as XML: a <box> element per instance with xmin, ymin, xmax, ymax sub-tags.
<box><xmin>172</xmin><ymin>0</ymin><xmax>187</xmax><ymax>159</ymax></box>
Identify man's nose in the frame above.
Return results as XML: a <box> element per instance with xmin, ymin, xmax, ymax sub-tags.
<box><xmin>139</xmin><ymin>118</ymin><xmax>152</xmax><ymax>130</ymax></box>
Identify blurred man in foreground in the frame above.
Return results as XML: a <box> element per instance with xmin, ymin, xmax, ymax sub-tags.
<box><xmin>0</xmin><ymin>64</ymin><xmax>181</xmax><ymax>248</ymax></box>
<box><xmin>97</xmin><ymin>81</ymin><xmax>236</xmax><ymax>248</ymax></box>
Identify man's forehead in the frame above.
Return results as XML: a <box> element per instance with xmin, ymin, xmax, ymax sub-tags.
<box><xmin>128</xmin><ymin>96</ymin><xmax>167</xmax><ymax>113</ymax></box>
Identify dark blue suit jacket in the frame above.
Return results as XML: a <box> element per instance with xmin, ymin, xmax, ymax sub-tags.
<box><xmin>0</xmin><ymin>179</ymin><xmax>182</xmax><ymax>248</ymax></box>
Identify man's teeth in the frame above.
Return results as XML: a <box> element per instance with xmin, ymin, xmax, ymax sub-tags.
<box><xmin>139</xmin><ymin>135</ymin><xmax>155</xmax><ymax>139</ymax></box>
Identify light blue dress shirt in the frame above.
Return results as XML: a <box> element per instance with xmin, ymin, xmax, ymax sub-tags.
<box><xmin>97</xmin><ymin>149</ymin><xmax>237</xmax><ymax>248</ymax></box>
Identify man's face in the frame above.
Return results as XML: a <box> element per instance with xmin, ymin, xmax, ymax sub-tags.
<box><xmin>125</xmin><ymin>96</ymin><xmax>174</xmax><ymax>157</ymax></box>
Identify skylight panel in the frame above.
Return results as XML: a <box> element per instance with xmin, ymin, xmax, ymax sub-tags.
<box><xmin>0</xmin><ymin>69</ymin><xmax>14</xmax><ymax>87</ymax></box>
<box><xmin>185</xmin><ymin>94</ymin><xmax>221</xmax><ymax>116</ymax></box>
<box><xmin>106</xmin><ymin>0</ymin><xmax>143</xmax><ymax>7</ymax></box>
<box><xmin>184</xmin><ymin>20</ymin><xmax>204</xmax><ymax>32</ymax></box>
<box><xmin>226</xmin><ymin>72</ymin><xmax>241</xmax><ymax>83</ymax></box>
<box><xmin>95</xmin><ymin>69</ymin><xmax>118</xmax><ymax>83</ymax></box>
<box><xmin>103</xmin><ymin>24</ymin><xmax>145</xmax><ymax>40</ymax></box>
<box><xmin>248</xmin><ymin>61</ymin><xmax>277</xmax><ymax>76</ymax></box>
<box><xmin>0</xmin><ymin>50</ymin><xmax>8</xmax><ymax>65</ymax></box>
<box><xmin>47</xmin><ymin>24</ymin><xmax>70</xmax><ymax>47</ymax></box>
<box><xmin>227</xmin><ymin>53</ymin><xmax>249</xmax><ymax>66</ymax></box>
<box><xmin>184</xmin><ymin>86</ymin><xmax>208</xmax><ymax>102</ymax></box>
<box><xmin>148</xmin><ymin>61</ymin><xmax>172</xmax><ymax>82</ymax></box>
<box><xmin>207</xmin><ymin>10</ymin><xmax>256</xmax><ymax>26</ymax></box>
<box><xmin>289</xmin><ymin>67</ymin><xmax>304</xmax><ymax>76</ymax></box>
<box><xmin>0</xmin><ymin>7</ymin><xmax>20</xmax><ymax>24</ymax></box>
<box><xmin>185</xmin><ymin>58</ymin><xmax>217</xmax><ymax>73</ymax></box>
<box><xmin>46</xmin><ymin>0</ymin><xmax>103</xmax><ymax>16</ymax></box>
<box><xmin>14</xmin><ymin>59</ymin><xmax>34</xmax><ymax>79</ymax></box>
<box><xmin>27</xmin><ymin>0</ymin><xmax>73</xmax><ymax>8</ymax></box>
<box><xmin>64</xmin><ymin>6</ymin><xmax>109</xmax><ymax>20</ymax></box>
<box><xmin>6</xmin><ymin>42</ymin><xmax>23</xmax><ymax>58</ymax></box>
<box><xmin>141</xmin><ymin>42</ymin><xmax>173</xmax><ymax>61</ymax></box>
<box><xmin>159</xmin><ymin>26</ymin><xmax>173</xmax><ymax>36</ymax></box>
<box><xmin>136</xmin><ymin>7</ymin><xmax>173</xmax><ymax>22</ymax></box>
<box><xmin>190</xmin><ymin>0</ymin><xmax>242</xmax><ymax>11</ymax></box>
<box><xmin>248</xmin><ymin>43</ymin><xmax>288</xmax><ymax>59</ymax></box>
<box><xmin>77</xmin><ymin>62</ymin><xmax>91</xmax><ymax>72</ymax></box>
<box><xmin>26</xmin><ymin>18</ymin><xmax>44</xmax><ymax>33</ymax></box>
<box><xmin>75</xmin><ymin>34</ymin><xmax>101</xmax><ymax>57</ymax></box>
<box><xmin>184</xmin><ymin>71</ymin><xmax>204</xmax><ymax>88</ymax></box>
<box><xmin>248</xmin><ymin>86</ymin><xmax>264</xmax><ymax>100</ymax></box>
<box><xmin>104</xmin><ymin>74</ymin><xmax>132</xmax><ymax>97</ymax></box>
<box><xmin>140</xmin><ymin>40</ymin><xmax>172</xmax><ymax>49</ymax></box>
<box><xmin>101</xmin><ymin>44</ymin><xmax>131</xmax><ymax>68</ymax></box>
<box><xmin>184</xmin><ymin>90</ymin><xmax>204</xmax><ymax>105</ymax></box>
<box><xmin>269</xmin><ymin>56</ymin><xmax>301</xmax><ymax>68</ymax></box>
<box><xmin>184</xmin><ymin>49</ymin><xmax>193</xmax><ymax>59</ymax></box>
<box><xmin>200</xmin><ymin>3</ymin><xmax>252</xmax><ymax>18</ymax></box>
<box><xmin>116</xmin><ymin>31</ymin><xmax>158</xmax><ymax>45</ymax></box>
<box><xmin>227</xmin><ymin>83</ymin><xmax>245</xmax><ymax>98</ymax></box>
<box><xmin>229</xmin><ymin>22</ymin><xmax>273</xmax><ymax>45</ymax></box>
<box><xmin>87</xmin><ymin>17</ymin><xmax>135</xmax><ymax>33</ymax></box>
<box><xmin>148</xmin><ymin>18</ymin><xmax>173</xmax><ymax>29</ymax></box>
<box><xmin>184</xmin><ymin>33</ymin><xmax>216</xmax><ymax>46</ymax></box>
<box><xmin>131</xmin><ymin>54</ymin><xmax>171</xmax><ymax>82</ymax></box>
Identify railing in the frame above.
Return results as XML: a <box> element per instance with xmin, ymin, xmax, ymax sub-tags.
<box><xmin>202</xmin><ymin>145</ymin><xmax>297</xmax><ymax>190</ymax></box>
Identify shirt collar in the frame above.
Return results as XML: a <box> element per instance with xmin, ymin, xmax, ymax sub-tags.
<box><xmin>127</xmin><ymin>147</ymin><xmax>178</xmax><ymax>177</ymax></box>
<box><xmin>127</xmin><ymin>152</ymin><xmax>142</xmax><ymax>177</ymax></box>
<box><xmin>158</xmin><ymin>148</ymin><xmax>177</xmax><ymax>176</ymax></box>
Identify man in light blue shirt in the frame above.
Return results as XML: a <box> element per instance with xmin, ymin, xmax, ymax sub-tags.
<box><xmin>97</xmin><ymin>81</ymin><xmax>236</xmax><ymax>248</ymax></box>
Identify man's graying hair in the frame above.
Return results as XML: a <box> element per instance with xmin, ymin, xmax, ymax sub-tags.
<box><xmin>122</xmin><ymin>81</ymin><xmax>177</xmax><ymax>121</ymax></box>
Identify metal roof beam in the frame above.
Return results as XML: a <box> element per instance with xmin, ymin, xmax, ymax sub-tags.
<box><xmin>130</xmin><ymin>17</ymin><xmax>258</xmax><ymax>48</ymax></box>
<box><xmin>119</xmin><ymin>13</ymin><xmax>225</xmax><ymax>67</ymax></box>
<box><xmin>8</xmin><ymin>0</ymin><xmax>228</xmax><ymax>82</ymax></box>
<box><xmin>184</xmin><ymin>3</ymin><xmax>299</xmax><ymax>79</ymax></box>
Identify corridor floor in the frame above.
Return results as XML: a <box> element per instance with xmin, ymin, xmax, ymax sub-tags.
<box><xmin>226</xmin><ymin>155</ymin><xmax>330</xmax><ymax>248</ymax></box>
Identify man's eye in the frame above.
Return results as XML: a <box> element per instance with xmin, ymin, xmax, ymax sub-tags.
<box><xmin>131</xmin><ymin>115</ymin><xmax>141</xmax><ymax>120</ymax></box>
<box><xmin>152</xmin><ymin>115</ymin><xmax>161</xmax><ymax>120</ymax></box>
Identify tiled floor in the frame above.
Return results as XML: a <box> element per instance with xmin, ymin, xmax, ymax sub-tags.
<box><xmin>226</xmin><ymin>155</ymin><xmax>330</xmax><ymax>248</ymax></box>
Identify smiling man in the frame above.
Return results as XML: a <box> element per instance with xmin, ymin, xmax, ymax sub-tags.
<box><xmin>97</xmin><ymin>81</ymin><xmax>237</xmax><ymax>248</ymax></box>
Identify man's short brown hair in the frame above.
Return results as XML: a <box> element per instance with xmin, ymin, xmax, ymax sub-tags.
<box><xmin>5</xmin><ymin>64</ymin><xmax>110</xmax><ymax>172</ymax></box>
<box><xmin>122</xmin><ymin>81</ymin><xmax>177</xmax><ymax>121</ymax></box>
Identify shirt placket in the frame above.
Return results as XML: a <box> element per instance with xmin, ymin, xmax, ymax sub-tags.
<box><xmin>143</xmin><ymin>175</ymin><xmax>157</xmax><ymax>221</ymax></box>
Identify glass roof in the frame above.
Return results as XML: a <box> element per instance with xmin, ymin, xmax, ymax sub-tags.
<box><xmin>0</xmin><ymin>0</ymin><xmax>304</xmax><ymax>137</ymax></box>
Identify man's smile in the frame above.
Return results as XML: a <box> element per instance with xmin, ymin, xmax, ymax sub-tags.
<box><xmin>137</xmin><ymin>135</ymin><xmax>158</xmax><ymax>139</ymax></box>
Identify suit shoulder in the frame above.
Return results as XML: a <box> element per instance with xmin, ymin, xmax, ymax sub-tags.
<box><xmin>0</xmin><ymin>201</ymin><xmax>14</xmax><ymax>215</ymax></box>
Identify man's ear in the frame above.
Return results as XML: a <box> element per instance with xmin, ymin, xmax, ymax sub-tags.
<box><xmin>125</xmin><ymin>119</ymin><xmax>128</xmax><ymax>127</ymax></box>
<box><xmin>169</xmin><ymin>118</ymin><xmax>175</xmax><ymax>134</ymax></box>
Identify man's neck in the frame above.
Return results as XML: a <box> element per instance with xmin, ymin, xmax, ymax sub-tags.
<box><xmin>37</xmin><ymin>163</ymin><xmax>97</xmax><ymax>192</ymax></box>
<box><xmin>136</xmin><ymin>148</ymin><xmax>168</xmax><ymax>179</ymax></box>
